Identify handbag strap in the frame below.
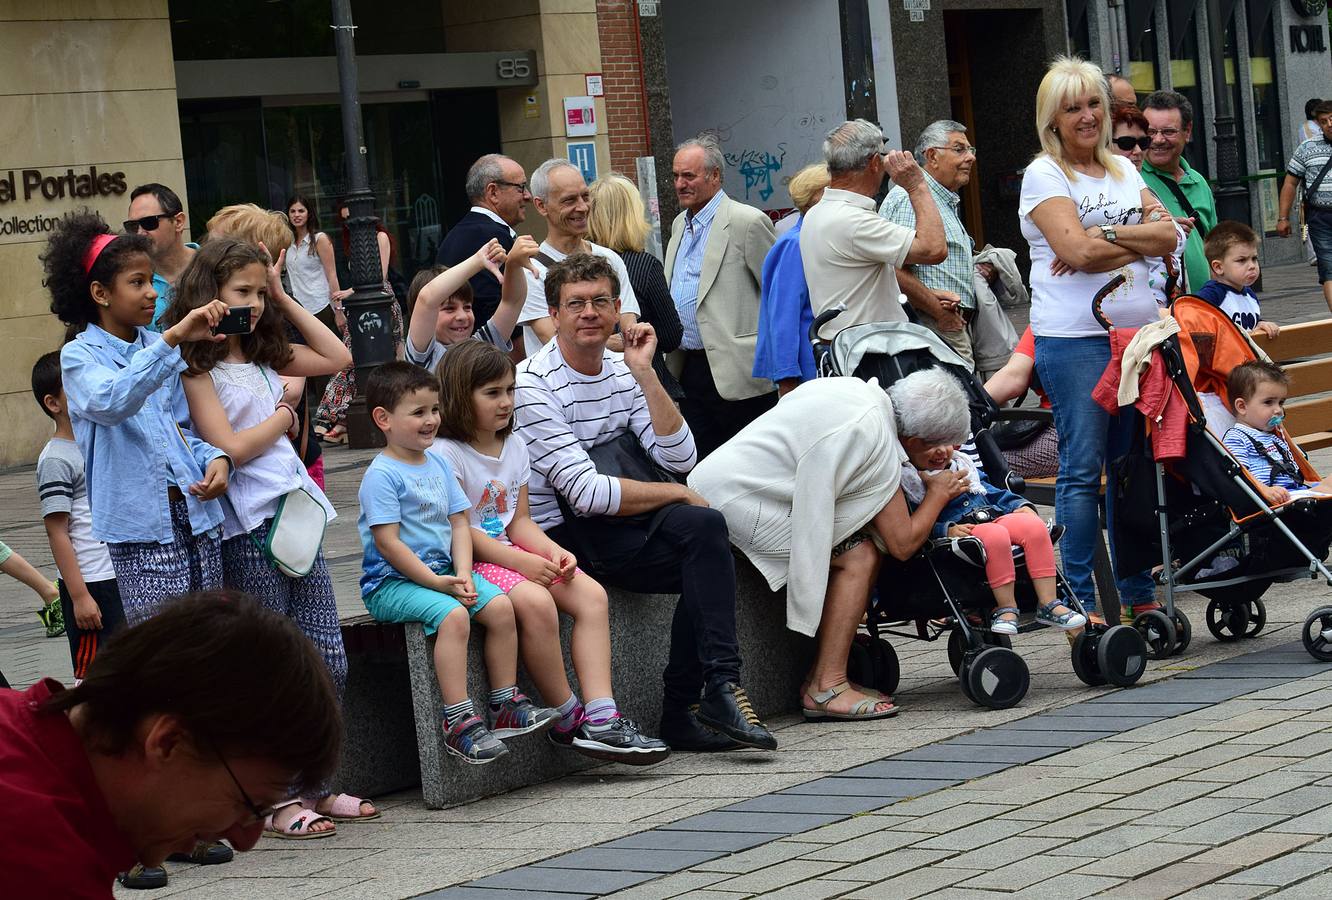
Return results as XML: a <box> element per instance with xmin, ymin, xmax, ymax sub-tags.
<box><xmin>1158</xmin><ymin>175</ymin><xmax>1209</xmax><ymax>238</ymax></box>
<box><xmin>1303</xmin><ymin>150</ymin><xmax>1332</xmax><ymax>210</ymax></box>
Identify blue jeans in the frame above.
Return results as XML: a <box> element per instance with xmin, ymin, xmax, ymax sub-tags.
<box><xmin>1034</xmin><ymin>335</ymin><xmax>1156</xmax><ymax>613</ymax></box>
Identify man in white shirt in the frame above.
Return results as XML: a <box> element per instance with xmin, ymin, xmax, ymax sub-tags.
<box><xmin>801</xmin><ymin>119</ymin><xmax>947</xmax><ymax>339</ymax></box>
<box><xmin>515</xmin><ymin>252</ymin><xmax>776</xmax><ymax>754</ymax></box>
<box><xmin>515</xmin><ymin>159</ymin><xmax>639</xmax><ymax>354</ymax></box>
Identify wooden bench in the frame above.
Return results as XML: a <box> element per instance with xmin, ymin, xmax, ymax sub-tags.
<box><xmin>1252</xmin><ymin>319</ymin><xmax>1332</xmax><ymax>452</ymax></box>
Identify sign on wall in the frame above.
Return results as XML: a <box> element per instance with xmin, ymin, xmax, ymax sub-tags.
<box><xmin>0</xmin><ymin>164</ymin><xmax>128</xmax><ymax>242</ymax></box>
<box><xmin>563</xmin><ymin>96</ymin><xmax>597</xmax><ymax>137</ymax></box>
<box><xmin>567</xmin><ymin>141</ymin><xmax>598</xmax><ymax>184</ymax></box>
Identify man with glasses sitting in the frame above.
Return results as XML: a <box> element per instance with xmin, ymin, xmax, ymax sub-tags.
<box><xmin>436</xmin><ymin>154</ymin><xmax>531</xmax><ymax>329</ymax></box>
<box><xmin>125</xmin><ymin>183</ymin><xmax>198</xmax><ymax>332</ymax></box>
<box><xmin>1140</xmin><ymin>90</ymin><xmax>1217</xmax><ymax>292</ymax></box>
<box><xmin>1278</xmin><ymin>100</ymin><xmax>1332</xmax><ymax>314</ymax></box>
<box><xmin>514</xmin><ymin>252</ymin><xmax>777</xmax><ymax>755</ymax></box>
<box><xmin>880</xmin><ymin>120</ymin><xmax>981</xmax><ymax>369</ymax></box>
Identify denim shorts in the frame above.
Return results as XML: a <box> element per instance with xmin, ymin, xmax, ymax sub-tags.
<box><xmin>364</xmin><ymin>571</ymin><xmax>504</xmax><ymax>634</ymax></box>
<box><xmin>1306</xmin><ymin>208</ymin><xmax>1332</xmax><ymax>283</ymax></box>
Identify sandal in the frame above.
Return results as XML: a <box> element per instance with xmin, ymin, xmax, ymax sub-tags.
<box><xmin>803</xmin><ymin>682</ymin><xmax>898</xmax><ymax>721</ymax></box>
<box><xmin>990</xmin><ymin>606</ymin><xmax>1020</xmax><ymax>635</ymax></box>
<box><xmin>321</xmin><ymin>425</ymin><xmax>348</xmax><ymax>445</ymax></box>
<box><xmin>304</xmin><ymin>792</ymin><xmax>380</xmax><ymax>822</ymax></box>
<box><xmin>263</xmin><ymin>800</ymin><xmax>336</xmax><ymax>840</ymax></box>
<box><xmin>1036</xmin><ymin>599</ymin><xmax>1087</xmax><ymax>631</ymax></box>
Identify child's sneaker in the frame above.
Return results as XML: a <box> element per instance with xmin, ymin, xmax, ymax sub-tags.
<box><xmin>37</xmin><ymin>598</ymin><xmax>64</xmax><ymax>639</ymax></box>
<box><xmin>488</xmin><ymin>692</ymin><xmax>558</xmax><ymax>739</ymax></box>
<box><xmin>553</xmin><ymin>714</ymin><xmax>671</xmax><ymax>765</ymax></box>
<box><xmin>444</xmin><ymin>715</ymin><xmax>508</xmax><ymax>765</ymax></box>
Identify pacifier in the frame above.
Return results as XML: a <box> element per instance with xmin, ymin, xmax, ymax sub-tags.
<box><xmin>1267</xmin><ymin>413</ymin><xmax>1285</xmax><ymax>431</ymax></box>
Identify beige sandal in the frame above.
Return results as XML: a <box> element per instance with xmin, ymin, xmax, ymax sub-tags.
<box><xmin>262</xmin><ymin>800</ymin><xmax>337</xmax><ymax>840</ymax></box>
<box><xmin>803</xmin><ymin>682</ymin><xmax>898</xmax><ymax>721</ymax></box>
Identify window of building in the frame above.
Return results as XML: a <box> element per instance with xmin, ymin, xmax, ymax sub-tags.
<box><xmin>1166</xmin><ymin>0</ymin><xmax>1207</xmax><ymax>175</ymax></box>
<box><xmin>169</xmin><ymin>0</ymin><xmax>446</xmax><ymax>59</ymax></box>
<box><xmin>1247</xmin><ymin>2</ymin><xmax>1282</xmax><ymax>172</ymax></box>
<box><xmin>1126</xmin><ymin>0</ymin><xmax>1161</xmax><ymax>96</ymax></box>
<box><xmin>1221</xmin><ymin>5</ymin><xmax>1250</xmax><ymax>174</ymax></box>
<box><xmin>1066</xmin><ymin>0</ymin><xmax>1091</xmax><ymax>60</ymax></box>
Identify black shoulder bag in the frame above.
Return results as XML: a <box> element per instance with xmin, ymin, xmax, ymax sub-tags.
<box><xmin>1302</xmin><ymin>151</ymin><xmax>1332</xmax><ymax>216</ymax></box>
<box><xmin>1158</xmin><ymin>176</ymin><xmax>1210</xmax><ymax>239</ymax></box>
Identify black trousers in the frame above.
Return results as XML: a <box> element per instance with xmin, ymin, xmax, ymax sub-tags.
<box><xmin>550</xmin><ymin>503</ymin><xmax>742</xmax><ymax>708</ymax></box>
<box><xmin>678</xmin><ymin>351</ymin><xmax>777</xmax><ymax>460</ymax></box>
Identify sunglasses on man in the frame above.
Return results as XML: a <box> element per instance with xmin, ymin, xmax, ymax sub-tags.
<box><xmin>122</xmin><ymin>213</ymin><xmax>176</xmax><ymax>234</ymax></box>
<box><xmin>1114</xmin><ymin>135</ymin><xmax>1152</xmax><ymax>152</ymax></box>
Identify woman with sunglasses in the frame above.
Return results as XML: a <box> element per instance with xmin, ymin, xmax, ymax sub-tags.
<box><xmin>1110</xmin><ymin>103</ymin><xmax>1153</xmax><ymax>171</ymax></box>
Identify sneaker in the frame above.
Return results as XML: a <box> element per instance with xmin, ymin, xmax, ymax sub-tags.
<box><xmin>488</xmin><ymin>692</ymin><xmax>558</xmax><ymax>739</ymax></box>
<box><xmin>444</xmin><ymin>715</ymin><xmax>508</xmax><ymax>765</ymax></box>
<box><xmin>565</xmin><ymin>715</ymin><xmax>671</xmax><ymax>765</ymax></box>
<box><xmin>37</xmin><ymin>599</ymin><xmax>64</xmax><ymax>639</ymax></box>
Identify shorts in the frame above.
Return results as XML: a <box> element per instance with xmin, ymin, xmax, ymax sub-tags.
<box><xmin>1306</xmin><ymin>208</ymin><xmax>1332</xmax><ymax>283</ymax></box>
<box><xmin>473</xmin><ymin>546</ymin><xmax>585</xmax><ymax>594</ymax></box>
<box><xmin>363</xmin><ymin>570</ymin><xmax>504</xmax><ymax>635</ymax></box>
<box><xmin>58</xmin><ymin>577</ymin><xmax>126</xmax><ymax>681</ymax></box>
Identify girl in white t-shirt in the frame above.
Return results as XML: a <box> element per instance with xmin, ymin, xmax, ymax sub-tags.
<box><xmin>431</xmin><ymin>341</ymin><xmax>669</xmax><ymax>763</ymax></box>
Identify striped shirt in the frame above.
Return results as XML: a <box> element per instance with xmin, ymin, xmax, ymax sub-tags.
<box><xmin>36</xmin><ymin>438</ymin><xmax>115</xmax><ymax>581</ymax></box>
<box><xmin>879</xmin><ymin>172</ymin><xmax>976</xmax><ymax>309</ymax></box>
<box><xmin>1288</xmin><ymin>138</ymin><xmax>1332</xmax><ymax>209</ymax></box>
<box><xmin>515</xmin><ymin>340</ymin><xmax>696</xmax><ymax>529</ymax></box>
<box><xmin>1222</xmin><ymin>423</ymin><xmax>1303</xmax><ymax>489</ymax></box>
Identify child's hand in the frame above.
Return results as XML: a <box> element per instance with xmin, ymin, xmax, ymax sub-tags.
<box><xmin>71</xmin><ymin>591</ymin><xmax>102</xmax><ymax>631</ymax></box>
<box><xmin>507</xmin><ymin>235</ymin><xmax>540</xmax><ymax>273</ymax></box>
<box><xmin>1260</xmin><ymin>484</ymin><xmax>1291</xmax><ymax>506</ymax></box>
<box><xmin>258</xmin><ymin>242</ymin><xmax>287</xmax><ymax>299</ymax></box>
<box><xmin>437</xmin><ymin>574</ymin><xmax>478</xmax><ymax>605</ymax></box>
<box><xmin>947</xmin><ymin>523</ymin><xmax>974</xmax><ymax>538</ymax></box>
<box><xmin>515</xmin><ymin>552</ymin><xmax>560</xmax><ymax>587</ymax></box>
<box><xmin>476</xmin><ymin>238</ymin><xmax>506</xmax><ymax>282</ymax></box>
<box><xmin>550</xmin><ymin>546</ymin><xmax>578</xmax><ymax>581</ymax></box>
<box><xmin>1252</xmin><ymin>321</ymin><xmax>1280</xmax><ymax>339</ymax></box>
<box><xmin>166</xmin><ymin>299</ymin><xmax>229</xmax><ymax>346</ymax></box>
<box><xmin>190</xmin><ymin>457</ymin><xmax>230</xmax><ymax>500</ymax></box>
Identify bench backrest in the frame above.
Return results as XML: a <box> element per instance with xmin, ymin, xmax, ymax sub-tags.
<box><xmin>1252</xmin><ymin>319</ymin><xmax>1332</xmax><ymax>451</ymax></box>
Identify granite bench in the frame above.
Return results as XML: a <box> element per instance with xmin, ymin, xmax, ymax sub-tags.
<box><xmin>335</xmin><ymin>556</ymin><xmax>813</xmax><ymax>808</ymax></box>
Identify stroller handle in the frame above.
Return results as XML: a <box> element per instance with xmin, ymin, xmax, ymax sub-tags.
<box><xmin>1092</xmin><ymin>274</ymin><xmax>1127</xmax><ymax>331</ymax></box>
<box><xmin>810</xmin><ymin>305</ymin><xmax>847</xmax><ymax>345</ymax></box>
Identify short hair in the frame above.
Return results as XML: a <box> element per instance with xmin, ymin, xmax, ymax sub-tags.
<box><xmin>41</xmin><ymin>591</ymin><xmax>341</xmax><ymax>796</ymax></box>
<box><xmin>786</xmin><ymin>163</ymin><xmax>830</xmax><ymax>213</ymax></box>
<box><xmin>1314</xmin><ymin>100</ymin><xmax>1332</xmax><ymax>121</ymax></box>
<box><xmin>823</xmin><ymin>119</ymin><xmax>886</xmax><ymax>175</ymax></box>
<box><xmin>206</xmin><ymin>204</ymin><xmax>293</xmax><ymax>257</ymax></box>
<box><xmin>675</xmin><ymin>136</ymin><xmax>725</xmax><ymax>179</ymax></box>
<box><xmin>31</xmin><ymin>350</ymin><xmax>63</xmax><ymax>419</ymax></box>
<box><xmin>366</xmin><ymin>360</ymin><xmax>438</xmax><ymax>422</ymax></box>
<box><xmin>888</xmin><ymin>367</ymin><xmax>971</xmax><ymax>445</ymax></box>
<box><xmin>1141</xmin><ymin>89</ymin><xmax>1193</xmax><ymax>129</ymax></box>
<box><xmin>1306</xmin><ymin>98</ymin><xmax>1323</xmax><ymax>121</ymax></box>
<box><xmin>129</xmin><ymin>182</ymin><xmax>183</xmax><ymax>217</ymax></box>
<box><xmin>465</xmin><ymin>154</ymin><xmax>510</xmax><ymax>203</ymax></box>
<box><xmin>1228</xmin><ymin>360</ymin><xmax>1289</xmax><ymax>406</ymax></box>
<box><xmin>544</xmin><ymin>252</ymin><xmax>619</xmax><ymax>310</ymax></box>
<box><xmin>1035</xmin><ymin>56</ymin><xmax>1120</xmax><ymax>179</ymax></box>
<box><xmin>1204</xmin><ymin>220</ymin><xmax>1258</xmax><ymax>264</ymax></box>
<box><xmin>587</xmin><ymin>173</ymin><xmax>651</xmax><ymax>253</ymax></box>
<box><xmin>1111</xmin><ymin>102</ymin><xmax>1149</xmax><ymax>133</ymax></box>
<box><xmin>914</xmin><ymin>120</ymin><xmax>968</xmax><ymax>164</ymax></box>
<box><xmin>406</xmin><ymin>265</ymin><xmax>472</xmax><ymax>321</ymax></box>
<box><xmin>531</xmin><ymin>158</ymin><xmax>579</xmax><ymax>203</ymax></box>
<box><xmin>436</xmin><ymin>340</ymin><xmax>516</xmax><ymax>443</ymax></box>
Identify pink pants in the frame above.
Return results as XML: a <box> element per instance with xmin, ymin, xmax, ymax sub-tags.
<box><xmin>970</xmin><ymin>513</ymin><xmax>1056</xmax><ymax>589</ymax></box>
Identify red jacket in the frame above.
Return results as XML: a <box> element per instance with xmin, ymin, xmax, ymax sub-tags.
<box><xmin>1091</xmin><ymin>328</ymin><xmax>1188</xmax><ymax>461</ymax></box>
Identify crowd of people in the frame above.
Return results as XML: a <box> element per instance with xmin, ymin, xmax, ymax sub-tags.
<box><xmin>2</xmin><ymin>51</ymin><xmax>1329</xmax><ymax>898</ymax></box>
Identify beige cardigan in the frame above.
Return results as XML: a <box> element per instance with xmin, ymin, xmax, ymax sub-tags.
<box><xmin>688</xmin><ymin>377</ymin><xmax>904</xmax><ymax>637</ymax></box>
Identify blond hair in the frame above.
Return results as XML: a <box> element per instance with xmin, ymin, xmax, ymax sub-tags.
<box><xmin>587</xmin><ymin>174</ymin><xmax>651</xmax><ymax>253</ymax></box>
<box><xmin>206</xmin><ymin>204</ymin><xmax>294</xmax><ymax>255</ymax></box>
<box><xmin>1034</xmin><ymin>56</ymin><xmax>1121</xmax><ymax>180</ymax></box>
<box><xmin>786</xmin><ymin>164</ymin><xmax>830</xmax><ymax>214</ymax></box>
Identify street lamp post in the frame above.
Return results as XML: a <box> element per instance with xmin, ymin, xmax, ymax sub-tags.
<box><xmin>1206</xmin><ymin>0</ymin><xmax>1252</xmax><ymax>225</ymax></box>
<box><xmin>332</xmin><ymin>0</ymin><xmax>395</xmax><ymax>448</ymax></box>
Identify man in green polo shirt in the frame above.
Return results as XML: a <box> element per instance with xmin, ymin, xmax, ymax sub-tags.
<box><xmin>1140</xmin><ymin>90</ymin><xmax>1216</xmax><ymax>292</ymax></box>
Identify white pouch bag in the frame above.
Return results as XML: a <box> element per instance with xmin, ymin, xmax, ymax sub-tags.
<box><xmin>257</xmin><ymin>488</ymin><xmax>328</xmax><ymax>577</ymax></box>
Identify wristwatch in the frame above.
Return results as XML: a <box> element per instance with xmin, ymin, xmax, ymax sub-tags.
<box><xmin>1099</xmin><ymin>224</ymin><xmax>1118</xmax><ymax>243</ymax></box>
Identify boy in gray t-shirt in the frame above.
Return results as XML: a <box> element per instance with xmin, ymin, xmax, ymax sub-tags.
<box><xmin>32</xmin><ymin>352</ymin><xmax>124</xmax><ymax>681</ymax></box>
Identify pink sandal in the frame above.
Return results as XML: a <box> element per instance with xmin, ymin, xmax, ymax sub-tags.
<box><xmin>305</xmin><ymin>792</ymin><xmax>380</xmax><ymax>822</ymax></box>
<box><xmin>262</xmin><ymin>800</ymin><xmax>337</xmax><ymax>840</ymax></box>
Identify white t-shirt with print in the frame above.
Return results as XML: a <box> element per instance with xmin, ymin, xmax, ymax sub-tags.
<box><xmin>430</xmin><ymin>435</ymin><xmax>530</xmax><ymax>546</ymax></box>
<box><xmin>516</xmin><ymin>241</ymin><xmax>640</xmax><ymax>356</ymax></box>
<box><xmin>1020</xmin><ymin>154</ymin><xmax>1167</xmax><ymax>338</ymax></box>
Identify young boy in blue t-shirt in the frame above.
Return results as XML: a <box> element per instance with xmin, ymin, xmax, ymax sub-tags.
<box><xmin>358</xmin><ymin>362</ymin><xmax>555</xmax><ymax>764</ymax></box>
<box><xmin>1195</xmin><ymin>221</ymin><xmax>1280</xmax><ymax>340</ymax></box>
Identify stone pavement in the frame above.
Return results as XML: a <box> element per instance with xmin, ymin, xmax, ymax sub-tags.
<box><xmin>0</xmin><ymin>260</ymin><xmax>1328</xmax><ymax>898</ymax></box>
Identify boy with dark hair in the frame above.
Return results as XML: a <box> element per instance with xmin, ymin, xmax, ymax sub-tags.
<box><xmin>357</xmin><ymin>361</ymin><xmax>554</xmax><ymax>764</ymax></box>
<box><xmin>1223</xmin><ymin>360</ymin><xmax>1328</xmax><ymax>506</ymax></box>
<box><xmin>1196</xmin><ymin>220</ymin><xmax>1279</xmax><ymax>339</ymax></box>
<box><xmin>31</xmin><ymin>351</ymin><xmax>125</xmax><ymax>676</ymax></box>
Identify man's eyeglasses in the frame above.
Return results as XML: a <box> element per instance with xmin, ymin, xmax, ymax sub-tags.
<box><xmin>494</xmin><ymin>180</ymin><xmax>530</xmax><ymax>194</ymax></box>
<box><xmin>122</xmin><ymin>213</ymin><xmax>175</xmax><ymax>234</ymax></box>
<box><xmin>937</xmin><ymin>143</ymin><xmax>978</xmax><ymax>157</ymax></box>
<box><xmin>1114</xmin><ymin>135</ymin><xmax>1152</xmax><ymax>152</ymax></box>
<box><xmin>562</xmin><ymin>296</ymin><xmax>616</xmax><ymax>313</ymax></box>
<box><xmin>1145</xmin><ymin>128</ymin><xmax>1181</xmax><ymax>140</ymax></box>
<box><xmin>212</xmin><ymin>744</ymin><xmax>278</xmax><ymax>826</ymax></box>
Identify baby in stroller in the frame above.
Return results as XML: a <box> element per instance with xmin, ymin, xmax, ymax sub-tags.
<box><xmin>1223</xmin><ymin>361</ymin><xmax>1331</xmax><ymax>507</ymax></box>
<box><xmin>895</xmin><ymin>370</ymin><xmax>1087</xmax><ymax>636</ymax></box>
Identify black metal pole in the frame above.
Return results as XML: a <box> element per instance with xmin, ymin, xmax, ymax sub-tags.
<box><xmin>1206</xmin><ymin>0</ymin><xmax>1252</xmax><ymax>226</ymax></box>
<box><xmin>332</xmin><ymin>0</ymin><xmax>394</xmax><ymax>449</ymax></box>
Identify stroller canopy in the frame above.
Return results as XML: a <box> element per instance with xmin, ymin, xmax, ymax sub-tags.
<box><xmin>830</xmin><ymin>321</ymin><xmax>970</xmax><ymax>382</ymax></box>
<box><xmin>1173</xmin><ymin>296</ymin><xmax>1271</xmax><ymax>409</ymax></box>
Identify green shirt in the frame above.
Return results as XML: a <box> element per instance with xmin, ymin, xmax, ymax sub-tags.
<box><xmin>1141</xmin><ymin>159</ymin><xmax>1216</xmax><ymax>292</ymax></box>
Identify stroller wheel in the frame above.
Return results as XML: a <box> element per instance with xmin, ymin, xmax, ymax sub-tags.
<box><xmin>947</xmin><ymin>625</ymin><xmax>1012</xmax><ymax>676</ymax></box>
<box><xmin>1206</xmin><ymin>599</ymin><xmax>1250</xmax><ymax>642</ymax></box>
<box><xmin>847</xmin><ymin>636</ymin><xmax>874</xmax><ymax>691</ymax></box>
<box><xmin>1132</xmin><ymin>610</ymin><xmax>1177</xmax><ymax>660</ymax></box>
<box><xmin>961</xmin><ymin>646</ymin><xmax>1029</xmax><ymax>710</ymax></box>
<box><xmin>1071</xmin><ymin>631</ymin><xmax>1107</xmax><ymax>687</ymax></box>
<box><xmin>1170</xmin><ymin>609</ymin><xmax>1193</xmax><ymax>656</ymax></box>
<box><xmin>1097</xmin><ymin>624</ymin><xmax>1148</xmax><ymax>686</ymax></box>
<box><xmin>1244</xmin><ymin>599</ymin><xmax>1267</xmax><ymax>638</ymax></box>
<box><xmin>867</xmin><ymin>637</ymin><xmax>901</xmax><ymax>697</ymax></box>
<box><xmin>1302</xmin><ymin>606</ymin><xmax>1332</xmax><ymax>662</ymax></box>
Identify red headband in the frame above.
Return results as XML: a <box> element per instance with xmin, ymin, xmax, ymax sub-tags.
<box><xmin>83</xmin><ymin>234</ymin><xmax>117</xmax><ymax>276</ymax></box>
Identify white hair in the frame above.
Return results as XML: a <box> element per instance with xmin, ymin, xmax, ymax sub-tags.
<box><xmin>530</xmin><ymin>158</ymin><xmax>579</xmax><ymax>202</ymax></box>
<box><xmin>675</xmin><ymin>135</ymin><xmax>724</xmax><ymax>178</ymax></box>
<box><xmin>914</xmin><ymin>120</ymin><xmax>968</xmax><ymax>164</ymax></box>
<box><xmin>823</xmin><ymin>119</ymin><xmax>885</xmax><ymax>175</ymax></box>
<box><xmin>888</xmin><ymin>367</ymin><xmax>971</xmax><ymax>445</ymax></box>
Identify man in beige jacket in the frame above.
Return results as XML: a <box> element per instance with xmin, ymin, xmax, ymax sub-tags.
<box><xmin>666</xmin><ymin>136</ymin><xmax>777</xmax><ymax>458</ymax></box>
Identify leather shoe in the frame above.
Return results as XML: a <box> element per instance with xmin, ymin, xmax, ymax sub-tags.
<box><xmin>659</xmin><ymin>705</ymin><xmax>743</xmax><ymax>752</ymax></box>
<box><xmin>117</xmin><ymin>864</ymin><xmax>168</xmax><ymax>890</ymax></box>
<box><xmin>166</xmin><ymin>840</ymin><xmax>234</xmax><ymax>865</ymax></box>
<box><xmin>696</xmin><ymin>681</ymin><xmax>778</xmax><ymax>750</ymax></box>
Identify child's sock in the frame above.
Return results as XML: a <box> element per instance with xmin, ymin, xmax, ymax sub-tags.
<box><xmin>488</xmin><ymin>685</ymin><xmax>517</xmax><ymax>710</ymax></box>
<box><xmin>554</xmin><ymin>693</ymin><xmax>583</xmax><ymax>732</ymax></box>
<box><xmin>443</xmin><ymin>698</ymin><xmax>475</xmax><ymax>729</ymax></box>
<box><xmin>584</xmin><ymin>697</ymin><xmax>619</xmax><ymax>725</ymax></box>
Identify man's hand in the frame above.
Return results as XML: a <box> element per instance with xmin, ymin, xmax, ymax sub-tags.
<box><xmin>884</xmin><ymin>150</ymin><xmax>925</xmax><ymax>191</ymax></box>
<box><xmin>1252</xmin><ymin>320</ymin><xmax>1281</xmax><ymax>340</ymax></box>
<box><xmin>932</xmin><ymin>290</ymin><xmax>964</xmax><ymax>332</ymax></box>
<box><xmin>437</xmin><ymin>573</ymin><xmax>478</xmax><ymax>605</ymax></box>
<box><xmin>72</xmin><ymin>591</ymin><xmax>103</xmax><ymax>631</ymax></box>
<box><xmin>677</xmin><ymin>485</ymin><xmax>711</xmax><ymax>507</ymax></box>
<box><xmin>1175</xmin><ymin>215</ymin><xmax>1197</xmax><ymax>236</ymax></box>
<box><xmin>975</xmin><ymin>261</ymin><xmax>996</xmax><ymax>284</ymax></box>
<box><xmin>1276</xmin><ymin>218</ymin><xmax>1293</xmax><ymax>238</ymax></box>
<box><xmin>514</xmin><ymin>552</ymin><xmax>560</xmax><ymax>587</ymax></box>
<box><xmin>622</xmin><ymin>321</ymin><xmax>658</xmax><ymax>372</ymax></box>
<box><xmin>190</xmin><ymin>457</ymin><xmax>230</xmax><ymax>500</ymax></box>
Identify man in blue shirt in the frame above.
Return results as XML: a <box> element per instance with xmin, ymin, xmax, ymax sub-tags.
<box><xmin>125</xmin><ymin>183</ymin><xmax>197</xmax><ymax>331</ymax></box>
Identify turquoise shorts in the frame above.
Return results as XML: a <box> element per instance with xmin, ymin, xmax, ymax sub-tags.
<box><xmin>363</xmin><ymin>571</ymin><xmax>504</xmax><ymax>635</ymax></box>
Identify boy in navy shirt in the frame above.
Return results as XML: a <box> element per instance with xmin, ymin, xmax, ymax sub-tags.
<box><xmin>1196</xmin><ymin>221</ymin><xmax>1280</xmax><ymax>340</ymax></box>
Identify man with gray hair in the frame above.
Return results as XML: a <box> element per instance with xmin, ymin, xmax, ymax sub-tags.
<box><xmin>664</xmin><ymin>135</ymin><xmax>777</xmax><ymax>458</ymax></box>
<box><xmin>801</xmin><ymin>119</ymin><xmax>946</xmax><ymax>339</ymax></box>
<box><xmin>880</xmin><ymin>120</ymin><xmax>979</xmax><ymax>367</ymax></box>
<box><xmin>1140</xmin><ymin>90</ymin><xmax>1215</xmax><ymax>291</ymax></box>
<box><xmin>435</xmin><ymin>153</ymin><xmax>531</xmax><ymax>327</ymax></box>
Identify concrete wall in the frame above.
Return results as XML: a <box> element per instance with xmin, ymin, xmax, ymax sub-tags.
<box><xmin>0</xmin><ymin>0</ymin><xmax>186</xmax><ymax>468</ymax></box>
